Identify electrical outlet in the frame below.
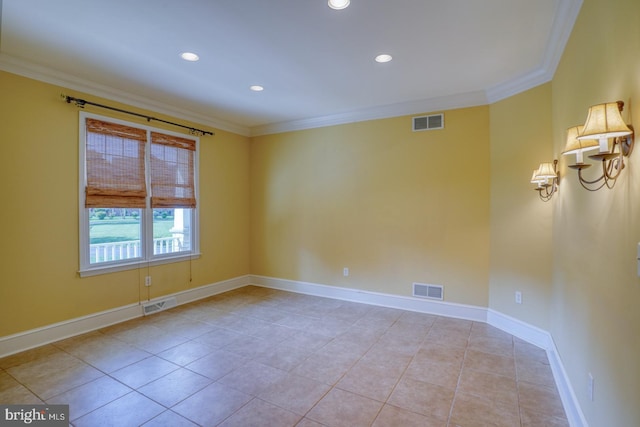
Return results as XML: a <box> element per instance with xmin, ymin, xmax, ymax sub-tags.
<box><xmin>515</xmin><ymin>291</ymin><xmax>522</xmax><ymax>304</ymax></box>
<box><xmin>588</xmin><ymin>373</ymin><xmax>594</xmax><ymax>401</ymax></box>
<box><xmin>343</xmin><ymin>267</ymin><xmax>349</xmax><ymax>277</ymax></box>
<box><xmin>145</xmin><ymin>276</ymin><xmax>152</xmax><ymax>287</ymax></box>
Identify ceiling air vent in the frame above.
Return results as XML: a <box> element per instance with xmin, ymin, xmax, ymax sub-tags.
<box><xmin>142</xmin><ymin>297</ymin><xmax>177</xmax><ymax>315</ymax></box>
<box><xmin>412</xmin><ymin>113</ymin><xmax>444</xmax><ymax>131</ymax></box>
<box><xmin>413</xmin><ymin>282</ymin><xmax>443</xmax><ymax>300</ymax></box>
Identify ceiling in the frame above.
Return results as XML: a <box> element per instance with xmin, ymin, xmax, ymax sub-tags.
<box><xmin>0</xmin><ymin>0</ymin><xmax>581</xmax><ymax>136</ymax></box>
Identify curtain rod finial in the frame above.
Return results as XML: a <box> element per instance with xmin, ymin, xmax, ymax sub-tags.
<box><xmin>61</xmin><ymin>94</ymin><xmax>85</xmax><ymax>107</ymax></box>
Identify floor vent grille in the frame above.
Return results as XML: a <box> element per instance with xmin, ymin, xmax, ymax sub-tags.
<box><xmin>142</xmin><ymin>297</ymin><xmax>177</xmax><ymax>315</ymax></box>
<box><xmin>413</xmin><ymin>283</ymin><xmax>444</xmax><ymax>300</ymax></box>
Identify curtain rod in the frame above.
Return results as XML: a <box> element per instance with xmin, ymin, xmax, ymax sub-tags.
<box><xmin>61</xmin><ymin>94</ymin><xmax>214</xmax><ymax>136</ymax></box>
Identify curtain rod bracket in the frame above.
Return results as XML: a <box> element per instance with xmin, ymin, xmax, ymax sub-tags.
<box><xmin>60</xmin><ymin>93</ymin><xmax>214</xmax><ymax>136</ymax></box>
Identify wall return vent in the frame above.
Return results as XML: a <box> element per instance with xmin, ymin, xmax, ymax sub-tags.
<box><xmin>142</xmin><ymin>297</ymin><xmax>177</xmax><ymax>315</ymax></box>
<box><xmin>412</xmin><ymin>113</ymin><xmax>444</xmax><ymax>131</ymax></box>
<box><xmin>413</xmin><ymin>282</ymin><xmax>444</xmax><ymax>300</ymax></box>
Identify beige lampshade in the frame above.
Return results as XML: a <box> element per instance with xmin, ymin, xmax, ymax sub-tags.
<box><xmin>535</xmin><ymin>162</ymin><xmax>557</xmax><ymax>180</ymax></box>
<box><xmin>562</xmin><ymin>125</ymin><xmax>599</xmax><ymax>155</ymax></box>
<box><xmin>578</xmin><ymin>102</ymin><xmax>632</xmax><ymax>140</ymax></box>
<box><xmin>531</xmin><ymin>169</ymin><xmax>545</xmax><ymax>184</ymax></box>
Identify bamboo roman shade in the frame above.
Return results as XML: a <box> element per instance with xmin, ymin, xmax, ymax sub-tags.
<box><xmin>150</xmin><ymin>132</ymin><xmax>196</xmax><ymax>208</ymax></box>
<box><xmin>85</xmin><ymin>119</ymin><xmax>147</xmax><ymax>208</ymax></box>
<box><xmin>84</xmin><ymin>119</ymin><xmax>197</xmax><ymax>209</ymax></box>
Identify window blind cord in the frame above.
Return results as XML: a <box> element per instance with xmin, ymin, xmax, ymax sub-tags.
<box><xmin>62</xmin><ymin>94</ymin><xmax>214</xmax><ymax>137</ymax></box>
<box><xmin>146</xmin><ymin>259</ymin><xmax>151</xmax><ymax>302</ymax></box>
<box><xmin>138</xmin><ymin>267</ymin><xmax>141</xmax><ymax>306</ymax></box>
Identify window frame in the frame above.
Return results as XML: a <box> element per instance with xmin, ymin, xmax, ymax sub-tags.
<box><xmin>78</xmin><ymin>112</ymin><xmax>200</xmax><ymax>277</ymax></box>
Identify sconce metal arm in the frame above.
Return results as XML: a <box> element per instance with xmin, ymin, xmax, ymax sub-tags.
<box><xmin>572</xmin><ymin>135</ymin><xmax>630</xmax><ymax>191</ymax></box>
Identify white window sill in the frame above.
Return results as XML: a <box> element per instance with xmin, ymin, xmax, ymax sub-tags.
<box><xmin>79</xmin><ymin>253</ymin><xmax>201</xmax><ymax>277</ymax></box>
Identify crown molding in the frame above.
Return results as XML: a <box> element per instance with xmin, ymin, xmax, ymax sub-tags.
<box><xmin>250</xmin><ymin>90</ymin><xmax>489</xmax><ymax>136</ymax></box>
<box><xmin>486</xmin><ymin>0</ymin><xmax>582</xmax><ymax>103</ymax></box>
<box><xmin>485</xmin><ymin>68</ymin><xmax>552</xmax><ymax>105</ymax></box>
<box><xmin>0</xmin><ymin>53</ymin><xmax>251</xmax><ymax>137</ymax></box>
<box><xmin>251</xmin><ymin>0</ymin><xmax>583</xmax><ymax>136</ymax></box>
<box><xmin>2</xmin><ymin>0</ymin><xmax>581</xmax><ymax>138</ymax></box>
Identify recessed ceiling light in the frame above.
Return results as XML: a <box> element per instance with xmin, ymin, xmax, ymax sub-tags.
<box><xmin>180</xmin><ymin>52</ymin><xmax>200</xmax><ymax>62</ymax></box>
<box><xmin>328</xmin><ymin>0</ymin><xmax>350</xmax><ymax>10</ymax></box>
<box><xmin>250</xmin><ymin>85</ymin><xmax>264</xmax><ymax>92</ymax></box>
<box><xmin>375</xmin><ymin>54</ymin><xmax>393</xmax><ymax>63</ymax></box>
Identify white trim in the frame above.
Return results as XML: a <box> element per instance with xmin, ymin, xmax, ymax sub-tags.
<box><xmin>249</xmin><ymin>275</ymin><xmax>487</xmax><ymax>322</ymax></box>
<box><xmin>167</xmin><ymin>275</ymin><xmax>251</xmax><ymax>306</ymax></box>
<box><xmin>78</xmin><ymin>253</ymin><xmax>202</xmax><ymax>277</ymax></box>
<box><xmin>0</xmin><ymin>275</ymin><xmax>251</xmax><ymax>358</ymax></box>
<box><xmin>0</xmin><ymin>273</ymin><xmax>585</xmax><ymax>426</ymax></box>
<box><xmin>250</xmin><ymin>91</ymin><xmax>488</xmax><ymax>137</ymax></box>
<box><xmin>0</xmin><ymin>0</ymin><xmax>581</xmax><ymax>140</ymax></box>
<box><xmin>486</xmin><ymin>309</ymin><xmax>587</xmax><ymax>426</ymax></box>
<box><xmin>0</xmin><ymin>51</ymin><xmax>487</xmax><ymax>137</ymax></box>
<box><xmin>486</xmin><ymin>309</ymin><xmax>552</xmax><ymax>349</ymax></box>
<box><xmin>252</xmin><ymin>0</ymin><xmax>583</xmax><ymax>135</ymax></box>
<box><xmin>0</xmin><ymin>53</ymin><xmax>249</xmax><ymax>137</ymax></box>
<box><xmin>78</xmin><ymin>111</ymin><xmax>200</xmax><ymax>275</ymax></box>
<box><xmin>0</xmin><ymin>303</ymin><xmax>141</xmax><ymax>359</ymax></box>
<box><xmin>486</xmin><ymin>0</ymin><xmax>583</xmax><ymax>103</ymax></box>
<box><xmin>251</xmin><ymin>275</ymin><xmax>586</xmax><ymax>427</ymax></box>
<box><xmin>485</xmin><ymin>69</ymin><xmax>551</xmax><ymax>105</ymax></box>
<box><xmin>546</xmin><ymin>338</ymin><xmax>590</xmax><ymax>427</ymax></box>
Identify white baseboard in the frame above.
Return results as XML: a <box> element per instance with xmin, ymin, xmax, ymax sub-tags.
<box><xmin>251</xmin><ymin>275</ymin><xmax>586</xmax><ymax>427</ymax></box>
<box><xmin>250</xmin><ymin>275</ymin><xmax>488</xmax><ymax>322</ymax></box>
<box><xmin>0</xmin><ymin>274</ymin><xmax>585</xmax><ymax>427</ymax></box>
<box><xmin>0</xmin><ymin>303</ymin><xmax>142</xmax><ymax>359</ymax></box>
<box><xmin>0</xmin><ymin>275</ymin><xmax>251</xmax><ymax>358</ymax></box>
<box><xmin>486</xmin><ymin>309</ymin><xmax>587</xmax><ymax>427</ymax></box>
<box><xmin>165</xmin><ymin>275</ymin><xmax>251</xmax><ymax>306</ymax></box>
<box><xmin>486</xmin><ymin>309</ymin><xmax>552</xmax><ymax>349</ymax></box>
<box><xmin>546</xmin><ymin>338</ymin><xmax>589</xmax><ymax>427</ymax></box>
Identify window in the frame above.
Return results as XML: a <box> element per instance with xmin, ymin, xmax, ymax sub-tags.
<box><xmin>79</xmin><ymin>112</ymin><xmax>199</xmax><ymax>276</ymax></box>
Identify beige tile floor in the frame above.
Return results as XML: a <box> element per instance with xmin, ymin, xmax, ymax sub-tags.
<box><xmin>0</xmin><ymin>286</ymin><xmax>569</xmax><ymax>426</ymax></box>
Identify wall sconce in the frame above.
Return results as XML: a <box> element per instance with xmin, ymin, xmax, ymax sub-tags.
<box><xmin>562</xmin><ymin>101</ymin><xmax>634</xmax><ymax>191</ymax></box>
<box><xmin>531</xmin><ymin>160</ymin><xmax>559</xmax><ymax>202</ymax></box>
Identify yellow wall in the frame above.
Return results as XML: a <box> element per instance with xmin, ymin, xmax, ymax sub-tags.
<box><xmin>250</xmin><ymin>108</ymin><xmax>491</xmax><ymax>306</ymax></box>
<box><xmin>549</xmin><ymin>0</ymin><xmax>640</xmax><ymax>425</ymax></box>
<box><xmin>0</xmin><ymin>71</ymin><xmax>251</xmax><ymax>337</ymax></box>
<box><xmin>489</xmin><ymin>83</ymin><xmax>553</xmax><ymax>330</ymax></box>
<box><xmin>2</xmin><ymin>0</ymin><xmax>640</xmax><ymax>422</ymax></box>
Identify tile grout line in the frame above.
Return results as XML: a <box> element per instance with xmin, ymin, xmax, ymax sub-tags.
<box><xmin>445</xmin><ymin>323</ymin><xmax>473</xmax><ymax>426</ymax></box>
<box><xmin>514</xmin><ymin>337</ymin><xmax>525</xmax><ymax>427</ymax></box>
<box><xmin>0</xmin><ymin>287</ymin><xmax>569</xmax><ymax>426</ymax></box>
<box><xmin>298</xmin><ymin>308</ymin><xmax>388</xmax><ymax>426</ymax></box>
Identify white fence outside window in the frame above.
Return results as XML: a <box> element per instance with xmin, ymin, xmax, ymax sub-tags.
<box><xmin>90</xmin><ymin>236</ymin><xmax>183</xmax><ymax>263</ymax></box>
